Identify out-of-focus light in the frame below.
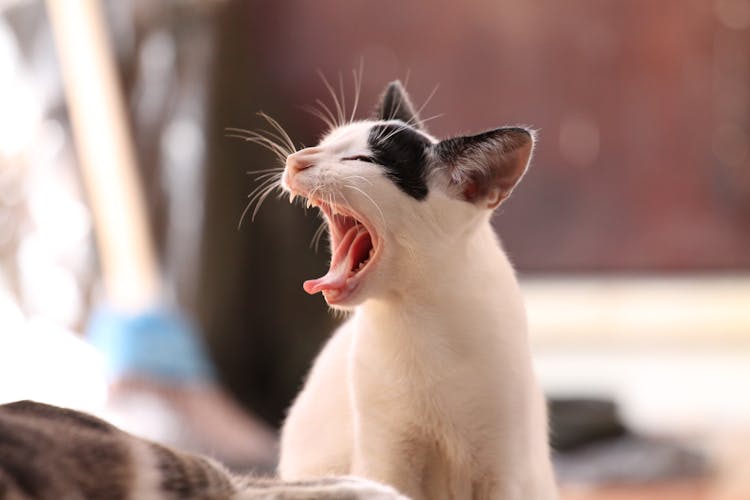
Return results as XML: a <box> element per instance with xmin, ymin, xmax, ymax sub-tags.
<box><xmin>0</xmin><ymin>314</ymin><xmax>107</xmax><ymax>412</ymax></box>
<box><xmin>558</xmin><ymin>113</ymin><xmax>600</xmax><ymax>168</ymax></box>
<box><xmin>0</xmin><ymin>289</ymin><xmax>24</xmax><ymax>332</ymax></box>
<box><xmin>18</xmin><ymin>235</ymin><xmax>84</xmax><ymax>327</ymax></box>
<box><xmin>162</xmin><ymin>118</ymin><xmax>203</xmax><ymax>170</ymax></box>
<box><xmin>0</xmin><ymin>204</ymin><xmax>16</xmax><ymax>247</ymax></box>
<box><xmin>0</xmin><ymin>19</ymin><xmax>40</xmax><ymax>157</ymax></box>
<box><xmin>140</xmin><ymin>30</ymin><xmax>175</xmax><ymax>76</ymax></box>
<box><xmin>715</xmin><ymin>0</ymin><xmax>750</xmax><ymax>30</ymax></box>
<box><xmin>27</xmin><ymin>179</ymin><xmax>91</xmax><ymax>255</ymax></box>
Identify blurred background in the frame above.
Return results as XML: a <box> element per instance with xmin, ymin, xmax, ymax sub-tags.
<box><xmin>1</xmin><ymin>0</ymin><xmax>749</xmax><ymax>498</ymax></box>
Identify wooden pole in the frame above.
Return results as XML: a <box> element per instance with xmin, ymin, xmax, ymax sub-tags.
<box><xmin>45</xmin><ymin>0</ymin><xmax>160</xmax><ymax>311</ymax></box>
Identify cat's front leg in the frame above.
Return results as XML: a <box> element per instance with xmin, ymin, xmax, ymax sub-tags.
<box><xmin>351</xmin><ymin>421</ymin><xmax>427</xmax><ymax>500</ymax></box>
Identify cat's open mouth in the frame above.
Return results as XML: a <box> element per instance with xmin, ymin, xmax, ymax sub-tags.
<box><xmin>302</xmin><ymin>199</ymin><xmax>379</xmax><ymax>303</ymax></box>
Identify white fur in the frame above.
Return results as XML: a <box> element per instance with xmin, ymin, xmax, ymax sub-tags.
<box><xmin>235</xmin><ymin>476</ymin><xmax>408</xmax><ymax>500</ymax></box>
<box><xmin>279</xmin><ymin>120</ymin><xmax>557</xmax><ymax>499</ymax></box>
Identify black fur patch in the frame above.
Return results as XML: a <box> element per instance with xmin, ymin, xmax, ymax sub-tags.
<box><xmin>368</xmin><ymin>124</ymin><xmax>431</xmax><ymax>200</ymax></box>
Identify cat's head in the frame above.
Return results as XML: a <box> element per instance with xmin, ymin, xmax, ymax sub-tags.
<box><xmin>282</xmin><ymin>81</ymin><xmax>534</xmax><ymax>309</ymax></box>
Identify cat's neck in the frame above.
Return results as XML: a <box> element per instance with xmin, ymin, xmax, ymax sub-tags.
<box><xmin>358</xmin><ymin>220</ymin><xmax>527</xmax><ymax>343</ymax></box>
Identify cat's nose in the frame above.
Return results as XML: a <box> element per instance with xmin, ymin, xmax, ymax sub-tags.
<box><xmin>286</xmin><ymin>149</ymin><xmax>318</xmax><ymax>175</ymax></box>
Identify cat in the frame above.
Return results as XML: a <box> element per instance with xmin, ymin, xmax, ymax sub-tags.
<box><xmin>276</xmin><ymin>81</ymin><xmax>558</xmax><ymax>499</ymax></box>
<box><xmin>0</xmin><ymin>400</ymin><xmax>406</xmax><ymax>499</ymax></box>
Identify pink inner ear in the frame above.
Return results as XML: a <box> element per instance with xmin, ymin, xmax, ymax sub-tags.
<box><xmin>463</xmin><ymin>181</ymin><xmax>479</xmax><ymax>201</ymax></box>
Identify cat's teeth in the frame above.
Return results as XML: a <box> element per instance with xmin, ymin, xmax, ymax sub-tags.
<box><xmin>306</xmin><ymin>198</ymin><xmax>313</xmax><ymax>209</ymax></box>
<box><xmin>289</xmin><ymin>193</ymin><xmax>296</xmax><ymax>204</ymax></box>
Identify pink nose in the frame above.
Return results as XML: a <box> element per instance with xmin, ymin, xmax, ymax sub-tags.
<box><xmin>286</xmin><ymin>149</ymin><xmax>317</xmax><ymax>175</ymax></box>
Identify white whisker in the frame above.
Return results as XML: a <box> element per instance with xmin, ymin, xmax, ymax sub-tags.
<box><xmin>342</xmin><ymin>175</ymin><xmax>373</xmax><ymax>186</ymax></box>
<box><xmin>349</xmin><ymin>60</ymin><xmax>364</xmax><ymax>123</ymax></box>
<box><xmin>315</xmin><ymin>99</ymin><xmax>339</xmax><ymax>129</ymax></box>
<box><xmin>310</xmin><ymin>220</ymin><xmax>328</xmax><ymax>252</ymax></box>
<box><xmin>251</xmin><ymin>181</ymin><xmax>280</xmax><ymax>222</ymax></box>
<box><xmin>247</xmin><ymin>167</ymin><xmax>285</xmax><ymax>174</ymax></box>
<box><xmin>338</xmin><ymin>71</ymin><xmax>347</xmax><ymax>124</ymax></box>
<box><xmin>239</xmin><ymin>180</ymin><xmax>279</xmax><ymax>229</ymax></box>
<box><xmin>318</xmin><ymin>70</ymin><xmax>345</xmax><ymax>126</ymax></box>
<box><xmin>377</xmin><ymin>123</ymin><xmax>410</xmax><ymax>144</ymax></box>
<box><xmin>257</xmin><ymin>112</ymin><xmax>297</xmax><ymax>154</ymax></box>
<box><xmin>246</xmin><ymin>176</ymin><xmax>281</xmax><ymax>201</ymax></box>
<box><xmin>253</xmin><ymin>171</ymin><xmax>284</xmax><ymax>182</ymax></box>
<box><xmin>302</xmin><ymin>104</ymin><xmax>336</xmax><ymax>132</ymax></box>
<box><xmin>226</xmin><ymin>130</ymin><xmax>289</xmax><ymax>163</ymax></box>
<box><xmin>343</xmin><ymin>184</ymin><xmax>387</xmax><ymax>232</ymax></box>
<box><xmin>415</xmin><ymin>83</ymin><xmax>440</xmax><ymax>122</ymax></box>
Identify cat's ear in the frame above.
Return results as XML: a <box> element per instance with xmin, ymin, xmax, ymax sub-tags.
<box><xmin>435</xmin><ymin>127</ymin><xmax>534</xmax><ymax>209</ymax></box>
<box><xmin>375</xmin><ymin>80</ymin><xmax>423</xmax><ymax>129</ymax></box>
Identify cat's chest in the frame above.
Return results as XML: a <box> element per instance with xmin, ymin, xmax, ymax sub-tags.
<box><xmin>346</xmin><ymin>307</ymin><xmax>505</xmax><ymax>411</ymax></box>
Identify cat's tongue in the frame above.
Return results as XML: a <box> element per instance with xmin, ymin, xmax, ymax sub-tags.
<box><xmin>303</xmin><ymin>224</ymin><xmax>371</xmax><ymax>295</ymax></box>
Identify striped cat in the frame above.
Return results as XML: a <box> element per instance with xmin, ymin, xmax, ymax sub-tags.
<box><xmin>0</xmin><ymin>400</ymin><xmax>405</xmax><ymax>499</ymax></box>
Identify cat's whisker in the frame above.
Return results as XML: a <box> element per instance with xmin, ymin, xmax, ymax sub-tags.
<box><xmin>385</xmin><ymin>74</ymin><xmax>411</xmax><ymax>124</ymax></box>
<box><xmin>253</xmin><ymin>128</ymin><xmax>294</xmax><ymax>157</ymax></box>
<box><xmin>226</xmin><ymin>131</ymin><xmax>289</xmax><ymax>163</ymax></box>
<box><xmin>247</xmin><ymin>173</ymin><xmax>282</xmax><ymax>196</ymax></box>
<box><xmin>302</xmin><ymin>104</ymin><xmax>336</xmax><ymax>132</ymax></box>
<box><xmin>257</xmin><ymin>112</ymin><xmax>297</xmax><ymax>155</ymax></box>
<box><xmin>227</xmin><ymin>126</ymin><xmax>293</xmax><ymax>157</ymax></box>
<box><xmin>413</xmin><ymin>113</ymin><xmax>444</xmax><ymax>128</ymax></box>
<box><xmin>251</xmin><ymin>181</ymin><xmax>281</xmax><ymax>222</ymax></box>
<box><xmin>349</xmin><ymin>60</ymin><xmax>364</xmax><ymax>123</ymax></box>
<box><xmin>376</xmin><ymin>123</ymin><xmax>410</xmax><ymax>144</ymax></box>
<box><xmin>317</xmin><ymin>70</ymin><xmax>345</xmax><ymax>126</ymax></box>
<box><xmin>315</xmin><ymin>99</ymin><xmax>339</xmax><ymax>129</ymax></box>
<box><xmin>245</xmin><ymin>176</ymin><xmax>282</xmax><ymax>205</ymax></box>
<box><xmin>403</xmin><ymin>69</ymin><xmax>412</xmax><ymax>91</ymax></box>
<box><xmin>375</xmin><ymin>113</ymin><xmax>444</xmax><ymax>146</ymax></box>
<box><xmin>243</xmin><ymin>174</ymin><xmax>282</xmax><ymax>225</ymax></box>
<box><xmin>252</xmin><ymin>171</ymin><xmax>284</xmax><ymax>182</ymax></box>
<box><xmin>342</xmin><ymin>175</ymin><xmax>373</xmax><ymax>186</ymax></box>
<box><xmin>246</xmin><ymin>182</ymin><xmax>279</xmax><ymax>221</ymax></box>
<box><xmin>338</xmin><ymin>71</ymin><xmax>347</xmax><ymax>124</ymax></box>
<box><xmin>310</xmin><ymin>221</ymin><xmax>328</xmax><ymax>252</ymax></box>
<box><xmin>343</xmin><ymin>184</ymin><xmax>387</xmax><ymax>232</ymax></box>
<box><xmin>247</xmin><ymin>167</ymin><xmax>285</xmax><ymax>174</ymax></box>
<box><xmin>415</xmin><ymin>83</ymin><xmax>440</xmax><ymax>121</ymax></box>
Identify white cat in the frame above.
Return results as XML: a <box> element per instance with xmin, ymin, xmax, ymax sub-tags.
<box><xmin>278</xmin><ymin>81</ymin><xmax>557</xmax><ymax>499</ymax></box>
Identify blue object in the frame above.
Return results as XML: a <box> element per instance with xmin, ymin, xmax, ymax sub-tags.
<box><xmin>88</xmin><ymin>305</ymin><xmax>216</xmax><ymax>383</ymax></box>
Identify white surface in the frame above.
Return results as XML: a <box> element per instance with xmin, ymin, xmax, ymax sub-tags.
<box><xmin>534</xmin><ymin>346</ymin><xmax>750</xmax><ymax>435</ymax></box>
<box><xmin>0</xmin><ymin>293</ymin><xmax>107</xmax><ymax>413</ymax></box>
<box><xmin>523</xmin><ymin>274</ymin><xmax>750</xmax><ymax>346</ymax></box>
<box><xmin>523</xmin><ymin>275</ymin><xmax>750</xmax><ymax>436</ymax></box>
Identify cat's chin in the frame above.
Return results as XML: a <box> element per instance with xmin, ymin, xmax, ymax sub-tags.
<box><xmin>323</xmin><ymin>287</ymin><xmax>364</xmax><ymax>308</ymax></box>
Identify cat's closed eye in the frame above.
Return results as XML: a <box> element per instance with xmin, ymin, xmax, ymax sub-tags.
<box><xmin>342</xmin><ymin>155</ymin><xmax>375</xmax><ymax>163</ymax></box>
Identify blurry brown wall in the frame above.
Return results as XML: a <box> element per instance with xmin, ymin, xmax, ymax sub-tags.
<box><xmin>198</xmin><ymin>0</ymin><xmax>750</xmax><ymax>424</ymax></box>
<box><xmin>215</xmin><ymin>0</ymin><xmax>749</xmax><ymax>271</ymax></box>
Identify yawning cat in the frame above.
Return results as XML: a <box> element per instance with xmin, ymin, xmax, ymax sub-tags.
<box><xmin>277</xmin><ymin>81</ymin><xmax>557</xmax><ymax>499</ymax></box>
